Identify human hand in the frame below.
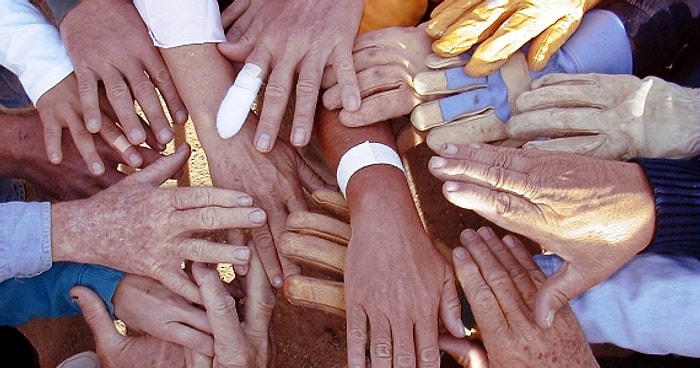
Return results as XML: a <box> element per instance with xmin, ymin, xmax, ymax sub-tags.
<box><xmin>426</xmin><ymin>0</ymin><xmax>601</xmax><ymax>76</ymax></box>
<box><xmin>218</xmin><ymin>0</ymin><xmax>363</xmax><ymax>151</ymax></box>
<box><xmin>113</xmin><ymin>274</ymin><xmax>213</xmax><ymax>357</ymax></box>
<box><xmin>342</xmin><ymin>180</ymin><xmax>464</xmax><ymax>367</ymax></box>
<box><xmin>428</xmin><ymin>143</ymin><xmax>655</xmax><ymax>328</ymax></box>
<box><xmin>51</xmin><ymin>143</ymin><xmax>267</xmax><ymax>304</ymax></box>
<box><xmin>71</xmin><ymin>285</ymin><xmax>186</xmax><ymax>368</ymax></box>
<box><xmin>2</xmin><ymin>111</ymin><xmax>161</xmax><ymax>201</ymax></box>
<box><xmin>507</xmin><ymin>73</ymin><xmax>700</xmax><ymax>160</ymax></box>
<box><xmin>59</xmin><ymin>0</ymin><xmax>187</xmax><ymax>146</ymax></box>
<box><xmin>321</xmin><ymin>24</ymin><xmax>436</xmax><ymax>127</ymax></box>
<box><xmin>36</xmin><ymin>73</ymin><xmax>152</xmax><ymax>175</ymax></box>
<box><xmin>450</xmin><ymin>227</ymin><xmax>599</xmax><ymax>367</ymax></box>
<box><xmin>187</xmin><ymin>250</ymin><xmax>275</xmax><ymax>367</ymax></box>
<box><xmin>203</xmin><ymin>117</ymin><xmax>329</xmax><ymax>288</ymax></box>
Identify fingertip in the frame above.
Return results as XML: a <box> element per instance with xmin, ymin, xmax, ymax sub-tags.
<box><xmin>86</xmin><ymin>118</ymin><xmax>101</xmax><ymax>133</ymax></box>
<box><xmin>444</xmin><ymin>181</ymin><xmax>460</xmax><ymax>193</ymax></box>
<box><xmin>342</xmin><ymin>92</ymin><xmax>361</xmax><ymax>112</ymax></box>
<box><xmin>49</xmin><ymin>152</ymin><xmax>62</xmax><ymax>165</ymax></box>
<box><xmin>255</xmin><ymin>133</ymin><xmax>273</xmax><ymax>153</ymax></box>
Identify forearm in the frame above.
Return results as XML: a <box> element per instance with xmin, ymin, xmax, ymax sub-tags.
<box><xmin>0</xmin><ymin>262</ymin><xmax>123</xmax><ymax>326</ymax></box>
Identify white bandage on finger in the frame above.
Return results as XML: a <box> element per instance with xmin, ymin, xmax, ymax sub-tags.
<box><xmin>133</xmin><ymin>0</ymin><xmax>226</xmax><ymax>48</ymax></box>
<box><xmin>111</xmin><ymin>135</ymin><xmax>131</xmax><ymax>153</ymax></box>
<box><xmin>216</xmin><ymin>63</ymin><xmax>264</xmax><ymax>139</ymax></box>
<box><xmin>336</xmin><ymin>141</ymin><xmax>406</xmax><ymax>197</ymax></box>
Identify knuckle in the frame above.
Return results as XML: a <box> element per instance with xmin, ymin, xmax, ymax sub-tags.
<box><xmin>347</xmin><ymin>328</ymin><xmax>367</xmax><ymax>345</ymax></box>
<box><xmin>150</xmin><ymin>68</ymin><xmax>173</xmax><ymax>85</ymax></box>
<box><xmin>486</xmin><ymin>166</ymin><xmax>507</xmax><ymax>188</ymax></box>
<box><xmin>493</xmin><ymin>192</ymin><xmax>513</xmax><ymax>215</ymax></box>
<box><xmin>107</xmin><ymin>82</ymin><xmax>131</xmax><ymax>99</ymax></box>
<box><xmin>210</xmin><ymin>290</ymin><xmax>237</xmax><ymax>314</ymax></box>
<box><xmin>372</xmin><ymin>342</ymin><xmax>392</xmax><ymax>359</ymax></box>
<box><xmin>396</xmin><ymin>352</ymin><xmax>417</xmax><ymax>367</ymax></box>
<box><xmin>132</xmin><ymin>79</ymin><xmax>156</xmax><ymax>97</ymax></box>
<box><xmin>418</xmin><ymin>347</ymin><xmax>440</xmax><ymax>364</ymax></box>
<box><xmin>295</xmin><ymin>77</ymin><xmax>320</xmax><ymax>96</ymax></box>
<box><xmin>198</xmin><ymin>208</ymin><xmax>218</xmax><ymax>229</ymax></box>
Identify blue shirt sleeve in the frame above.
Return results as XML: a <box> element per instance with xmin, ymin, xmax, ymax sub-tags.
<box><xmin>0</xmin><ymin>202</ymin><xmax>52</xmax><ymax>282</ymax></box>
<box><xmin>0</xmin><ymin>262</ymin><xmax>124</xmax><ymax>326</ymax></box>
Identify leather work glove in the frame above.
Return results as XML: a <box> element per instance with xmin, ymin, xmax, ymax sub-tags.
<box><xmin>508</xmin><ymin>73</ymin><xmax>700</xmax><ymax>160</ymax></box>
<box><xmin>412</xmin><ymin>9</ymin><xmax>632</xmax><ymax>153</ymax></box>
<box><xmin>426</xmin><ymin>0</ymin><xmax>602</xmax><ymax>76</ymax></box>
<box><xmin>279</xmin><ymin>189</ymin><xmax>456</xmax><ymax>317</ymax></box>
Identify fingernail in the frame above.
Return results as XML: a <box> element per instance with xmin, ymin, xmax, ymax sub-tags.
<box><xmin>129</xmin><ymin>153</ymin><xmax>143</xmax><ymax>166</ymax></box>
<box><xmin>273</xmin><ymin>276</ymin><xmax>284</xmax><ymax>288</ymax></box>
<box><xmin>453</xmin><ymin>247</ymin><xmax>468</xmax><ymax>260</ymax></box>
<box><xmin>237</xmin><ymin>195</ymin><xmax>253</xmax><ymax>206</ymax></box>
<box><xmin>429</xmin><ymin>157</ymin><xmax>446</xmax><ymax>169</ymax></box>
<box><xmin>175</xmin><ymin>110</ymin><xmax>188</xmax><ymax>124</ymax></box>
<box><xmin>256</xmin><ymin>133</ymin><xmax>271</xmax><ymax>152</ymax></box>
<box><xmin>461</xmin><ymin>229</ymin><xmax>477</xmax><ymax>241</ymax></box>
<box><xmin>92</xmin><ymin>162</ymin><xmax>105</xmax><ymax>175</ymax></box>
<box><xmin>477</xmin><ymin>226</ymin><xmax>494</xmax><ymax>239</ymax></box>
<box><xmin>87</xmin><ymin>118</ymin><xmax>100</xmax><ymax>132</ymax></box>
<box><xmin>464</xmin><ymin>326</ymin><xmax>473</xmax><ymax>337</ymax></box>
<box><xmin>291</xmin><ymin>127</ymin><xmax>307</xmax><ymax>146</ymax></box>
<box><xmin>158</xmin><ymin>128</ymin><xmax>173</xmax><ymax>143</ymax></box>
<box><xmin>233</xmin><ymin>248</ymin><xmax>250</xmax><ymax>261</ymax></box>
<box><xmin>71</xmin><ymin>294</ymin><xmax>79</xmax><ymax>301</ymax></box>
<box><xmin>345</xmin><ymin>94</ymin><xmax>360</xmax><ymax>111</ymax></box>
<box><xmin>249</xmin><ymin>209</ymin><xmax>266</xmax><ymax>224</ymax></box>
<box><xmin>50</xmin><ymin>153</ymin><xmax>61</xmax><ymax>164</ymax></box>
<box><xmin>130</xmin><ymin>128</ymin><xmax>145</xmax><ymax>144</ymax></box>
<box><xmin>442</xmin><ymin>143</ymin><xmax>458</xmax><ymax>155</ymax></box>
<box><xmin>444</xmin><ymin>181</ymin><xmax>459</xmax><ymax>192</ymax></box>
<box><xmin>546</xmin><ymin>309</ymin><xmax>556</xmax><ymax>328</ymax></box>
<box><xmin>503</xmin><ymin>235</ymin><xmax>516</xmax><ymax>248</ymax></box>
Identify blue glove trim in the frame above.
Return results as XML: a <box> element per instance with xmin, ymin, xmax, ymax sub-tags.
<box><xmin>440</xmin><ymin>70</ymin><xmax>510</xmax><ymax>122</ymax></box>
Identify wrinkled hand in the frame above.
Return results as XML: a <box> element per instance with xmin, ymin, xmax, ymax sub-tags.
<box><xmin>428</xmin><ymin>143</ymin><xmax>655</xmax><ymax>328</ymax></box>
<box><xmin>186</xmin><ymin>253</ymin><xmax>274</xmax><ymax>367</ymax></box>
<box><xmin>59</xmin><ymin>0</ymin><xmax>187</xmax><ymax>145</ymax></box>
<box><xmin>113</xmin><ymin>274</ymin><xmax>213</xmax><ymax>357</ymax></box>
<box><xmin>3</xmin><ymin>111</ymin><xmax>161</xmax><ymax>201</ymax></box>
<box><xmin>426</xmin><ymin>0</ymin><xmax>601</xmax><ymax>76</ymax></box>
<box><xmin>36</xmin><ymin>73</ymin><xmax>152</xmax><ymax>175</ymax></box>
<box><xmin>203</xmin><ymin>116</ymin><xmax>328</xmax><ymax>288</ymax></box>
<box><xmin>321</xmin><ymin>24</ymin><xmax>435</xmax><ymax>127</ymax></box>
<box><xmin>448</xmin><ymin>227</ymin><xmax>599</xmax><ymax>367</ymax></box>
<box><xmin>51</xmin><ymin>144</ymin><xmax>267</xmax><ymax>303</ymax></box>
<box><xmin>508</xmin><ymin>73</ymin><xmax>700</xmax><ymax>160</ymax></box>
<box><xmin>218</xmin><ymin>0</ymin><xmax>363</xmax><ymax>151</ymax></box>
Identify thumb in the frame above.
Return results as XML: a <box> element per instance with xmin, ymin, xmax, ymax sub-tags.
<box><xmin>438</xmin><ymin>335</ymin><xmax>488</xmax><ymax>368</ymax></box>
<box><xmin>439</xmin><ymin>281</ymin><xmax>468</xmax><ymax>339</ymax></box>
<box><xmin>70</xmin><ymin>286</ymin><xmax>125</xmax><ymax>349</ymax></box>
<box><xmin>534</xmin><ymin>261</ymin><xmax>587</xmax><ymax>329</ymax></box>
<box><xmin>129</xmin><ymin>143</ymin><xmax>191</xmax><ymax>186</ymax></box>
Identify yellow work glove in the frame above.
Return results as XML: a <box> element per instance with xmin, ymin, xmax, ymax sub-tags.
<box><xmin>508</xmin><ymin>73</ymin><xmax>700</xmax><ymax>160</ymax></box>
<box><xmin>426</xmin><ymin>0</ymin><xmax>601</xmax><ymax>76</ymax></box>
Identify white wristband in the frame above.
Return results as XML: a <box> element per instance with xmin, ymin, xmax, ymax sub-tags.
<box><xmin>336</xmin><ymin>141</ymin><xmax>405</xmax><ymax>197</ymax></box>
<box><xmin>216</xmin><ymin>63</ymin><xmax>264</xmax><ymax>139</ymax></box>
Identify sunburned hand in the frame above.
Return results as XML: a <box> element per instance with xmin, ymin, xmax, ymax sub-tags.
<box><xmin>1</xmin><ymin>111</ymin><xmax>161</xmax><ymax>201</ymax></box>
<box><xmin>429</xmin><ymin>143</ymin><xmax>655</xmax><ymax>329</ymax></box>
<box><xmin>321</xmin><ymin>24</ymin><xmax>436</xmax><ymax>127</ymax></box>
<box><xmin>203</xmin><ymin>115</ymin><xmax>329</xmax><ymax>288</ymax></box>
<box><xmin>113</xmin><ymin>274</ymin><xmax>214</xmax><ymax>357</ymax></box>
<box><xmin>449</xmin><ymin>228</ymin><xmax>599</xmax><ymax>368</ymax></box>
<box><xmin>36</xmin><ymin>73</ymin><xmax>150</xmax><ymax>175</ymax></box>
<box><xmin>59</xmin><ymin>0</ymin><xmax>187</xmax><ymax>146</ymax></box>
<box><xmin>51</xmin><ymin>144</ymin><xmax>267</xmax><ymax>304</ymax></box>
<box><xmin>218</xmin><ymin>0</ymin><xmax>363</xmax><ymax>151</ymax></box>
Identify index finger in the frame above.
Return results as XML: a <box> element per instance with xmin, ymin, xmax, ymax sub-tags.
<box><xmin>331</xmin><ymin>47</ymin><xmax>361</xmax><ymax>113</ymax></box>
<box><xmin>74</xmin><ymin>68</ymin><xmax>103</xmax><ymax>133</ymax></box>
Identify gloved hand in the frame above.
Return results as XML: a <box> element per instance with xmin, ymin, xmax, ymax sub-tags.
<box><xmin>508</xmin><ymin>73</ymin><xmax>700</xmax><ymax>160</ymax></box>
<box><xmin>426</xmin><ymin>0</ymin><xmax>602</xmax><ymax>76</ymax></box>
<box><xmin>413</xmin><ymin>9</ymin><xmax>632</xmax><ymax>153</ymax></box>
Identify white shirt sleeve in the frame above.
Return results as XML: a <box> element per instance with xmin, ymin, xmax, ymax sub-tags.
<box><xmin>133</xmin><ymin>0</ymin><xmax>226</xmax><ymax>48</ymax></box>
<box><xmin>0</xmin><ymin>0</ymin><xmax>73</xmax><ymax>105</ymax></box>
<box><xmin>535</xmin><ymin>253</ymin><xmax>700</xmax><ymax>358</ymax></box>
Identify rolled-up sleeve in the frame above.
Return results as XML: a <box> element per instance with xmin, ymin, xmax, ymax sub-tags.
<box><xmin>0</xmin><ymin>202</ymin><xmax>52</xmax><ymax>282</ymax></box>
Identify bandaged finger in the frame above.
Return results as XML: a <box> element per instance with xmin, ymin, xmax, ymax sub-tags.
<box><xmin>111</xmin><ymin>135</ymin><xmax>132</xmax><ymax>153</ymax></box>
<box><xmin>216</xmin><ymin>63</ymin><xmax>264</xmax><ymax>139</ymax></box>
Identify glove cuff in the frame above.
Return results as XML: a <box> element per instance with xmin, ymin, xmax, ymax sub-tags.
<box><xmin>554</xmin><ymin>9</ymin><xmax>633</xmax><ymax>75</ymax></box>
<box><xmin>631</xmin><ymin>157</ymin><xmax>700</xmax><ymax>259</ymax></box>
